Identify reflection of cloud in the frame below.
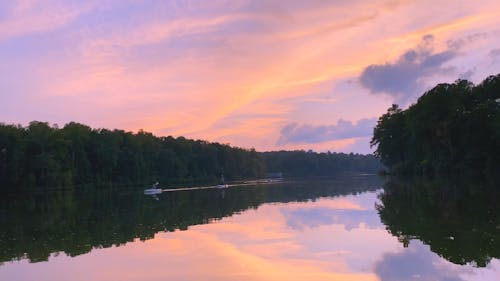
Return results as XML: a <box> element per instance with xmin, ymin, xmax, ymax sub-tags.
<box><xmin>374</xmin><ymin>241</ymin><xmax>468</xmax><ymax>281</ymax></box>
<box><xmin>359</xmin><ymin>35</ymin><xmax>456</xmax><ymax>103</ymax></box>
<box><xmin>277</xmin><ymin>118</ymin><xmax>377</xmax><ymax>145</ymax></box>
<box><xmin>0</xmin><ymin>191</ymin><xmax>400</xmax><ymax>281</ymax></box>
<box><xmin>282</xmin><ymin>208</ymin><xmax>381</xmax><ymax>231</ymax></box>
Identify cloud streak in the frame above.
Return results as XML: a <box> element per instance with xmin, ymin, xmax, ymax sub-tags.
<box><xmin>277</xmin><ymin>118</ymin><xmax>377</xmax><ymax>145</ymax></box>
<box><xmin>0</xmin><ymin>0</ymin><xmax>96</xmax><ymax>41</ymax></box>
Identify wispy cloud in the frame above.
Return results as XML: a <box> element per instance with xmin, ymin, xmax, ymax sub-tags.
<box><xmin>0</xmin><ymin>0</ymin><xmax>96</xmax><ymax>41</ymax></box>
<box><xmin>277</xmin><ymin>118</ymin><xmax>377</xmax><ymax>145</ymax></box>
<box><xmin>87</xmin><ymin>14</ymin><xmax>246</xmax><ymax>51</ymax></box>
<box><xmin>2</xmin><ymin>0</ymin><xmax>500</xmax><ymax>152</ymax></box>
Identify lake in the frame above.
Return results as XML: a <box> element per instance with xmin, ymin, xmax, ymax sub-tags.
<box><xmin>1</xmin><ymin>175</ymin><xmax>499</xmax><ymax>280</ymax></box>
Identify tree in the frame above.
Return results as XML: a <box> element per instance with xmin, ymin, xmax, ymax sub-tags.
<box><xmin>371</xmin><ymin>74</ymin><xmax>500</xmax><ymax>177</ymax></box>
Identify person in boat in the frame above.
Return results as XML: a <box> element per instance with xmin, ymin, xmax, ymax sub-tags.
<box><xmin>216</xmin><ymin>173</ymin><xmax>226</xmax><ymax>188</ymax></box>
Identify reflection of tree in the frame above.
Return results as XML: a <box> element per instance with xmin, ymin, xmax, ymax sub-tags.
<box><xmin>377</xmin><ymin>177</ymin><xmax>500</xmax><ymax>267</ymax></box>
<box><xmin>0</xmin><ymin>176</ymin><xmax>381</xmax><ymax>264</ymax></box>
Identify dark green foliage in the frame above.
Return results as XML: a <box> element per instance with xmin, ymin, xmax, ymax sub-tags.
<box><xmin>371</xmin><ymin>74</ymin><xmax>500</xmax><ymax>176</ymax></box>
<box><xmin>0</xmin><ymin>122</ymin><xmax>266</xmax><ymax>190</ymax></box>
<box><xmin>262</xmin><ymin>150</ymin><xmax>382</xmax><ymax>177</ymax></box>
<box><xmin>0</xmin><ymin>122</ymin><xmax>382</xmax><ymax>191</ymax></box>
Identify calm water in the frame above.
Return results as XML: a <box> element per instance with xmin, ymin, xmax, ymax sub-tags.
<box><xmin>1</xmin><ymin>176</ymin><xmax>499</xmax><ymax>280</ymax></box>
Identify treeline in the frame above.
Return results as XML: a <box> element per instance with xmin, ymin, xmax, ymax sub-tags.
<box><xmin>371</xmin><ymin>74</ymin><xmax>500</xmax><ymax>176</ymax></box>
<box><xmin>262</xmin><ymin>150</ymin><xmax>382</xmax><ymax>177</ymax></box>
<box><xmin>0</xmin><ymin>122</ymin><xmax>265</xmax><ymax>190</ymax></box>
<box><xmin>0</xmin><ymin>122</ymin><xmax>382</xmax><ymax>191</ymax></box>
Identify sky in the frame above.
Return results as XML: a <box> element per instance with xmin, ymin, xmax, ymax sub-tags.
<box><xmin>1</xmin><ymin>0</ymin><xmax>500</xmax><ymax>153</ymax></box>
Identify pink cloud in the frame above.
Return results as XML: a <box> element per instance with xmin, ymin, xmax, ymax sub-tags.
<box><xmin>2</xmin><ymin>0</ymin><xmax>500</xmax><ymax>152</ymax></box>
<box><xmin>0</xmin><ymin>0</ymin><xmax>96</xmax><ymax>41</ymax></box>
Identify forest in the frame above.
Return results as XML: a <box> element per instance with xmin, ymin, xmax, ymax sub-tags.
<box><xmin>0</xmin><ymin>121</ymin><xmax>382</xmax><ymax>191</ymax></box>
<box><xmin>371</xmin><ymin>73</ymin><xmax>500</xmax><ymax>176</ymax></box>
<box><xmin>262</xmin><ymin>150</ymin><xmax>381</xmax><ymax>177</ymax></box>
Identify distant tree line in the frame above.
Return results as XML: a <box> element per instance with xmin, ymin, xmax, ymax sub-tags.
<box><xmin>0</xmin><ymin>122</ymin><xmax>265</xmax><ymax>190</ymax></box>
<box><xmin>262</xmin><ymin>150</ymin><xmax>382</xmax><ymax>177</ymax></box>
<box><xmin>0</xmin><ymin>122</ymin><xmax>382</xmax><ymax>191</ymax></box>
<box><xmin>371</xmin><ymin>74</ymin><xmax>500</xmax><ymax>176</ymax></box>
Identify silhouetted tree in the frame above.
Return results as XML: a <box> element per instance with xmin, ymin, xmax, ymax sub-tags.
<box><xmin>0</xmin><ymin>122</ymin><xmax>382</xmax><ymax>190</ymax></box>
<box><xmin>371</xmin><ymin>74</ymin><xmax>500</xmax><ymax>177</ymax></box>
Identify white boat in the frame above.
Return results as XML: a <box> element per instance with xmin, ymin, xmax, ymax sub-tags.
<box><xmin>144</xmin><ymin>182</ymin><xmax>162</xmax><ymax>194</ymax></box>
<box><xmin>217</xmin><ymin>184</ymin><xmax>228</xmax><ymax>189</ymax></box>
<box><xmin>144</xmin><ymin>188</ymin><xmax>162</xmax><ymax>195</ymax></box>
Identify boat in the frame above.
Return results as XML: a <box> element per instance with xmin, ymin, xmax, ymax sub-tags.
<box><xmin>144</xmin><ymin>182</ymin><xmax>162</xmax><ymax>195</ymax></box>
<box><xmin>144</xmin><ymin>188</ymin><xmax>162</xmax><ymax>195</ymax></box>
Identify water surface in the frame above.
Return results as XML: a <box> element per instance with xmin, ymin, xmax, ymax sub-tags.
<box><xmin>1</xmin><ymin>176</ymin><xmax>499</xmax><ymax>280</ymax></box>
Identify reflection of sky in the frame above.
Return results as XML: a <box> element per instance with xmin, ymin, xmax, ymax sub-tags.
<box><xmin>374</xmin><ymin>240</ymin><xmax>500</xmax><ymax>281</ymax></box>
<box><xmin>1</xmin><ymin>191</ymin><xmax>499</xmax><ymax>281</ymax></box>
<box><xmin>376</xmin><ymin>241</ymin><xmax>467</xmax><ymax>281</ymax></box>
<box><xmin>280</xmin><ymin>191</ymin><xmax>382</xmax><ymax>231</ymax></box>
<box><xmin>282</xmin><ymin>207</ymin><xmax>381</xmax><ymax>231</ymax></box>
<box><xmin>280</xmin><ymin>193</ymin><xmax>383</xmax><ymax>231</ymax></box>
